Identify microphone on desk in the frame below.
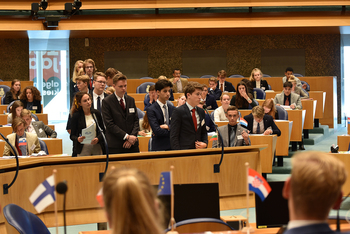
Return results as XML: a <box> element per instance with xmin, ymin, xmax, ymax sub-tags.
<box><xmin>92</xmin><ymin>113</ymin><xmax>109</xmax><ymax>182</ymax></box>
<box><xmin>203</xmin><ymin>105</ymin><xmax>224</xmax><ymax>173</ymax></box>
<box><xmin>0</xmin><ymin>132</ymin><xmax>19</xmax><ymax>195</ymax></box>
<box><xmin>56</xmin><ymin>181</ymin><xmax>68</xmax><ymax>234</ymax></box>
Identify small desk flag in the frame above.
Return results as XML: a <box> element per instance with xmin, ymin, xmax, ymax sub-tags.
<box><xmin>29</xmin><ymin>175</ymin><xmax>56</xmax><ymax>213</ymax></box>
<box><xmin>158</xmin><ymin>171</ymin><xmax>171</xmax><ymax>195</ymax></box>
<box><xmin>248</xmin><ymin>168</ymin><xmax>271</xmax><ymax>201</ymax></box>
<box><xmin>239</xmin><ymin>118</ymin><xmax>248</xmax><ymax>127</ymax></box>
<box><xmin>96</xmin><ymin>187</ymin><xmax>104</xmax><ymax>207</ymax></box>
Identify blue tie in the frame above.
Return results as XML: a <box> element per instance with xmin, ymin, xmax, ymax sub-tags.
<box><xmin>163</xmin><ymin>104</ymin><xmax>169</xmax><ymax>125</ymax></box>
<box><xmin>97</xmin><ymin>96</ymin><xmax>101</xmax><ymax>112</ymax></box>
<box><xmin>257</xmin><ymin>122</ymin><xmax>260</xmax><ymax>134</ymax></box>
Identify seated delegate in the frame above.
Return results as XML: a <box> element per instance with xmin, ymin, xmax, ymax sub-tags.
<box><xmin>19</xmin><ymin>86</ymin><xmax>42</xmax><ymax>113</ymax></box>
<box><xmin>21</xmin><ymin>109</ymin><xmax>57</xmax><ymax>138</ymax></box>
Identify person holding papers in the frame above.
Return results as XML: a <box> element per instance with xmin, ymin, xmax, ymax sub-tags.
<box><xmin>3</xmin><ymin>117</ymin><xmax>40</xmax><ymax>156</ymax></box>
<box><xmin>274</xmin><ymin>81</ymin><xmax>302</xmax><ymax>110</ymax></box>
<box><xmin>70</xmin><ymin>92</ymin><xmax>105</xmax><ymax>157</ymax></box>
<box><xmin>244</xmin><ymin>106</ymin><xmax>281</xmax><ymax>136</ymax></box>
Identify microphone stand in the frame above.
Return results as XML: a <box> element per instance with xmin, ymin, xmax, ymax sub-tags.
<box><xmin>56</xmin><ymin>181</ymin><xmax>68</xmax><ymax>234</ymax></box>
<box><xmin>203</xmin><ymin>105</ymin><xmax>224</xmax><ymax>173</ymax></box>
<box><xmin>336</xmin><ymin>192</ymin><xmax>350</xmax><ymax>232</ymax></box>
<box><xmin>92</xmin><ymin>113</ymin><xmax>109</xmax><ymax>182</ymax></box>
<box><xmin>0</xmin><ymin>132</ymin><xmax>19</xmax><ymax>194</ymax></box>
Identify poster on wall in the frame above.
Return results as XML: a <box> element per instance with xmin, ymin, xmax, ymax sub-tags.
<box><xmin>29</xmin><ymin>51</ymin><xmax>61</xmax><ymax>107</ymax></box>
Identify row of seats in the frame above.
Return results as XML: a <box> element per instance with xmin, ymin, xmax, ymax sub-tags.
<box><xmin>139</xmin><ymin>73</ymin><xmax>305</xmax><ymax>79</ymax></box>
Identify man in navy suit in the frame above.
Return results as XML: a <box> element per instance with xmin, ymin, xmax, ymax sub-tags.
<box><xmin>91</xmin><ymin>72</ymin><xmax>108</xmax><ymax>112</ymax></box>
<box><xmin>282</xmin><ymin>151</ymin><xmax>348</xmax><ymax>234</ymax></box>
<box><xmin>170</xmin><ymin>82</ymin><xmax>208</xmax><ymax>150</ymax></box>
<box><xmin>147</xmin><ymin>80</ymin><xmax>175</xmax><ymax>151</ymax></box>
<box><xmin>208</xmin><ymin>77</ymin><xmax>222</xmax><ymax>100</ymax></box>
<box><xmin>244</xmin><ymin>106</ymin><xmax>281</xmax><ymax>136</ymax></box>
<box><xmin>102</xmin><ymin>74</ymin><xmax>139</xmax><ymax>154</ymax></box>
<box><xmin>143</xmin><ymin>85</ymin><xmax>157</xmax><ymax>111</ymax></box>
<box><xmin>216</xmin><ymin>70</ymin><xmax>235</xmax><ymax>92</ymax></box>
<box><xmin>201</xmin><ymin>84</ymin><xmax>218</xmax><ymax>110</ymax></box>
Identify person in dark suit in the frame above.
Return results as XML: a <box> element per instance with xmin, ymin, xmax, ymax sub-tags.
<box><xmin>19</xmin><ymin>86</ymin><xmax>42</xmax><ymax>113</ymax></box>
<box><xmin>244</xmin><ymin>106</ymin><xmax>281</xmax><ymax>136</ymax></box>
<box><xmin>212</xmin><ymin>106</ymin><xmax>250</xmax><ymax>148</ymax></box>
<box><xmin>216</xmin><ymin>70</ymin><xmax>235</xmax><ymax>92</ymax></box>
<box><xmin>201</xmin><ymin>84</ymin><xmax>218</xmax><ymax>110</ymax></box>
<box><xmin>208</xmin><ymin>77</ymin><xmax>222</xmax><ymax>100</ymax></box>
<box><xmin>4</xmin><ymin>79</ymin><xmax>21</xmax><ymax>104</ymax></box>
<box><xmin>248</xmin><ymin>68</ymin><xmax>270</xmax><ymax>91</ymax></box>
<box><xmin>147</xmin><ymin>80</ymin><xmax>175</xmax><ymax>151</ymax></box>
<box><xmin>143</xmin><ymin>85</ymin><xmax>157</xmax><ymax>111</ymax></box>
<box><xmin>91</xmin><ymin>72</ymin><xmax>108</xmax><ymax>112</ymax></box>
<box><xmin>197</xmin><ymin>101</ymin><xmax>216</xmax><ymax>133</ymax></box>
<box><xmin>21</xmin><ymin>109</ymin><xmax>57</xmax><ymax>138</ymax></box>
<box><xmin>102</xmin><ymin>74</ymin><xmax>140</xmax><ymax>154</ymax></box>
<box><xmin>282</xmin><ymin>151</ymin><xmax>348</xmax><ymax>234</ymax></box>
<box><xmin>170</xmin><ymin>82</ymin><xmax>208</xmax><ymax>150</ymax></box>
<box><xmin>70</xmin><ymin>92</ymin><xmax>105</xmax><ymax>156</ymax></box>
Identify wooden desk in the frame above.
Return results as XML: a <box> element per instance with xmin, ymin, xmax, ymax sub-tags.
<box><xmin>135</xmin><ymin>101</ymin><xmax>144</xmax><ymax>110</ymax></box>
<box><xmin>301</xmin><ymin>99</ymin><xmax>317</xmax><ymax>130</ymax></box>
<box><xmin>129</xmin><ymin>93</ymin><xmax>146</xmax><ymax>102</ymax></box>
<box><xmin>275</xmin><ymin>120</ymin><xmax>293</xmax><ymax>157</ymax></box>
<box><xmin>264</xmin><ymin>91</ymin><xmax>279</xmax><ymax>100</ymax></box>
<box><xmin>286</xmin><ymin>110</ymin><xmax>306</xmax><ymax>142</ymax></box>
<box><xmin>331</xmin><ymin>154</ymin><xmax>350</xmax><ymax>195</ymax></box>
<box><xmin>309</xmin><ymin>91</ymin><xmax>325</xmax><ymax>120</ymax></box>
<box><xmin>238</xmin><ymin>110</ymin><xmax>251</xmax><ymax>119</ymax></box>
<box><xmin>0</xmin><ymin>105</ymin><xmax>7</xmax><ymax>114</ymax></box>
<box><xmin>0</xmin><ymin>147</ymin><xmax>265</xmax><ymax>233</ymax></box>
<box><xmin>337</xmin><ymin>135</ymin><xmax>350</xmax><ymax>151</ymax></box>
<box><xmin>0</xmin><ymin>114</ymin><xmax>8</xmax><ymax>125</ymax></box>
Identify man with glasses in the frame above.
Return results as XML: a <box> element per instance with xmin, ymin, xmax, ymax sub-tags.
<box><xmin>83</xmin><ymin>58</ymin><xmax>96</xmax><ymax>90</ymax></box>
<box><xmin>91</xmin><ymin>72</ymin><xmax>109</xmax><ymax>112</ymax></box>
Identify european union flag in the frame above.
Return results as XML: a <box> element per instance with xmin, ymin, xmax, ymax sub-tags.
<box><xmin>158</xmin><ymin>171</ymin><xmax>171</xmax><ymax>195</ymax></box>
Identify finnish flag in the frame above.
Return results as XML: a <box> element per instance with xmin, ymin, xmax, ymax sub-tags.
<box><xmin>29</xmin><ymin>175</ymin><xmax>56</xmax><ymax>213</ymax></box>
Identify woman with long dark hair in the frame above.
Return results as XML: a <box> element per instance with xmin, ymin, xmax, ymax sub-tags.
<box><xmin>4</xmin><ymin>79</ymin><xmax>21</xmax><ymax>104</ymax></box>
<box><xmin>19</xmin><ymin>86</ymin><xmax>42</xmax><ymax>113</ymax></box>
<box><xmin>230</xmin><ymin>81</ymin><xmax>257</xmax><ymax>109</ymax></box>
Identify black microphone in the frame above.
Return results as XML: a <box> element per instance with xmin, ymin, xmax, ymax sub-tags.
<box><xmin>336</xmin><ymin>192</ymin><xmax>350</xmax><ymax>232</ymax></box>
<box><xmin>202</xmin><ymin>105</ymin><xmax>225</xmax><ymax>173</ymax></box>
<box><xmin>0</xmin><ymin>132</ymin><xmax>19</xmax><ymax>195</ymax></box>
<box><xmin>92</xmin><ymin>113</ymin><xmax>109</xmax><ymax>182</ymax></box>
<box><xmin>56</xmin><ymin>181</ymin><xmax>68</xmax><ymax>234</ymax></box>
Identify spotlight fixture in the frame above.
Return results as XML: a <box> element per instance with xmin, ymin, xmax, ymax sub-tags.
<box><xmin>65</xmin><ymin>0</ymin><xmax>82</xmax><ymax>14</ymax></box>
<box><xmin>31</xmin><ymin>0</ymin><xmax>48</xmax><ymax>15</ymax></box>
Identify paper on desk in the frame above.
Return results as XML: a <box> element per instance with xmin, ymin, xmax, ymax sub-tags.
<box><xmin>280</xmin><ymin>105</ymin><xmax>291</xmax><ymax>109</ymax></box>
<box><xmin>2</xmin><ymin>156</ymin><xmax>30</xmax><ymax>159</ymax></box>
<box><xmin>81</xmin><ymin>123</ymin><xmax>96</xmax><ymax>144</ymax></box>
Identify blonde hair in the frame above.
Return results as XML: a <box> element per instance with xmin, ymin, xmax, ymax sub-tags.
<box><xmin>72</xmin><ymin>60</ymin><xmax>84</xmax><ymax>83</ymax></box>
<box><xmin>158</xmin><ymin>75</ymin><xmax>167</xmax><ymax>81</ymax></box>
<box><xmin>291</xmin><ymin>151</ymin><xmax>347</xmax><ymax>219</ymax></box>
<box><xmin>262</xmin><ymin>99</ymin><xmax>277</xmax><ymax>119</ymax></box>
<box><xmin>249</xmin><ymin>68</ymin><xmax>263</xmax><ymax>82</ymax></box>
<box><xmin>105</xmin><ymin>86</ymin><xmax>115</xmax><ymax>95</ymax></box>
<box><xmin>103</xmin><ymin>168</ymin><xmax>163</xmax><ymax>234</ymax></box>
<box><xmin>20</xmin><ymin>109</ymin><xmax>32</xmax><ymax>118</ymax></box>
<box><xmin>251</xmin><ymin>105</ymin><xmax>265</xmax><ymax>119</ymax></box>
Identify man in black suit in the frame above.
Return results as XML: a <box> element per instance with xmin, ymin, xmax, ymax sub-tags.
<box><xmin>201</xmin><ymin>85</ymin><xmax>218</xmax><ymax>110</ymax></box>
<box><xmin>244</xmin><ymin>106</ymin><xmax>281</xmax><ymax>136</ymax></box>
<box><xmin>147</xmin><ymin>80</ymin><xmax>175</xmax><ymax>151</ymax></box>
<box><xmin>208</xmin><ymin>77</ymin><xmax>222</xmax><ymax>100</ymax></box>
<box><xmin>216</xmin><ymin>70</ymin><xmax>235</xmax><ymax>92</ymax></box>
<box><xmin>102</xmin><ymin>74</ymin><xmax>140</xmax><ymax>154</ymax></box>
<box><xmin>170</xmin><ymin>82</ymin><xmax>208</xmax><ymax>150</ymax></box>
<box><xmin>91</xmin><ymin>72</ymin><xmax>108</xmax><ymax>112</ymax></box>
<box><xmin>282</xmin><ymin>152</ymin><xmax>347</xmax><ymax>234</ymax></box>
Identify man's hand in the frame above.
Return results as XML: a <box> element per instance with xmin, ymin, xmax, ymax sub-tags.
<box><xmin>78</xmin><ymin>136</ymin><xmax>85</xmax><ymax>143</ymax></box>
<box><xmin>242</xmin><ymin>130</ymin><xmax>249</xmax><ymax>140</ymax></box>
<box><xmin>123</xmin><ymin>141</ymin><xmax>132</xmax><ymax>149</ymax></box>
<box><xmin>276</xmin><ymin>104</ymin><xmax>281</xmax><ymax>106</ymax></box>
<box><xmin>290</xmin><ymin>104</ymin><xmax>296</xmax><ymax>109</ymax></box>
<box><xmin>160</xmin><ymin>124</ymin><xmax>169</xmax><ymax>130</ymax></box>
<box><xmin>173</xmin><ymin>77</ymin><xmax>179</xmax><ymax>83</ymax></box>
<box><xmin>138</xmin><ymin>130</ymin><xmax>147</xmax><ymax>136</ymax></box>
<box><xmin>263</xmin><ymin>129</ymin><xmax>272</xmax><ymax>135</ymax></box>
<box><xmin>127</xmin><ymin>135</ymin><xmax>138</xmax><ymax>145</ymax></box>
<box><xmin>195</xmin><ymin>141</ymin><xmax>207</xmax><ymax>149</ymax></box>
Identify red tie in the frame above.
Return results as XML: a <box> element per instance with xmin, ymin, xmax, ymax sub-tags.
<box><xmin>120</xmin><ymin>98</ymin><xmax>125</xmax><ymax>110</ymax></box>
<box><xmin>285</xmin><ymin>97</ymin><xmax>290</xmax><ymax>106</ymax></box>
<box><xmin>192</xmin><ymin>108</ymin><xmax>197</xmax><ymax>131</ymax></box>
<box><xmin>220</xmin><ymin>83</ymin><xmax>224</xmax><ymax>92</ymax></box>
<box><xmin>15</xmin><ymin>140</ymin><xmax>22</xmax><ymax>156</ymax></box>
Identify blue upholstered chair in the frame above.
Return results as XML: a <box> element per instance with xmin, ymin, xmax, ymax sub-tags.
<box><xmin>253</xmin><ymin>88</ymin><xmax>266</xmax><ymax>99</ymax></box>
<box><xmin>39</xmin><ymin>139</ymin><xmax>49</xmax><ymax>154</ymax></box>
<box><xmin>180</xmin><ymin>75</ymin><xmax>190</xmax><ymax>78</ymax></box>
<box><xmin>301</xmin><ymin>80</ymin><xmax>310</xmax><ymax>92</ymax></box>
<box><xmin>0</xmin><ymin>85</ymin><xmax>10</xmax><ymax>98</ymax></box>
<box><xmin>268</xmin><ymin>84</ymin><xmax>272</xmax><ymax>90</ymax></box>
<box><xmin>228</xmin><ymin>74</ymin><xmax>244</xmax><ymax>78</ymax></box>
<box><xmin>200</xmin><ymin>75</ymin><xmax>215</xmax><ymax>78</ymax></box>
<box><xmin>3</xmin><ymin>204</ymin><xmax>50</xmax><ymax>234</ymax></box>
<box><xmin>136</xmin><ymin>82</ymin><xmax>155</xmax><ymax>93</ymax></box>
<box><xmin>137</xmin><ymin>108</ymin><xmax>145</xmax><ymax>119</ymax></box>
<box><xmin>140</xmin><ymin>76</ymin><xmax>153</xmax><ymax>79</ymax></box>
<box><xmin>276</xmin><ymin>105</ymin><xmax>288</xmax><ymax>120</ymax></box>
<box><xmin>165</xmin><ymin>218</ymin><xmax>234</xmax><ymax>233</ymax></box>
<box><xmin>263</xmin><ymin>74</ymin><xmax>271</xmax><ymax>77</ymax></box>
<box><xmin>293</xmin><ymin>73</ymin><xmax>303</xmax><ymax>77</ymax></box>
<box><xmin>6</xmin><ymin>100</ymin><xmax>15</xmax><ymax>113</ymax></box>
<box><xmin>31</xmin><ymin>113</ymin><xmax>39</xmax><ymax>121</ymax></box>
<box><xmin>1</xmin><ymin>95</ymin><xmax>6</xmax><ymax>105</ymax></box>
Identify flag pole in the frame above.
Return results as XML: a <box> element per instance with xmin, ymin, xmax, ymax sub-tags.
<box><xmin>53</xmin><ymin>169</ymin><xmax>59</xmax><ymax>234</ymax></box>
<box><xmin>242</xmin><ymin>162</ymin><xmax>254</xmax><ymax>233</ymax></box>
<box><xmin>167</xmin><ymin>165</ymin><xmax>178</xmax><ymax>234</ymax></box>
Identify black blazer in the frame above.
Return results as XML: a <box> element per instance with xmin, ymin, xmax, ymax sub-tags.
<box><xmin>147</xmin><ymin>101</ymin><xmax>176</xmax><ymax>151</ymax></box>
<box><xmin>70</xmin><ymin>108</ymin><xmax>105</xmax><ymax>156</ymax></box>
<box><xmin>250</xmin><ymin>80</ymin><xmax>270</xmax><ymax>91</ymax></box>
<box><xmin>20</xmin><ymin>99</ymin><xmax>42</xmax><ymax>113</ymax></box>
<box><xmin>244</xmin><ymin>113</ymin><xmax>281</xmax><ymax>136</ymax></box>
<box><xmin>102</xmin><ymin>94</ymin><xmax>140</xmax><ymax>152</ymax></box>
<box><xmin>170</xmin><ymin>104</ymin><xmax>208</xmax><ymax>150</ymax></box>
<box><xmin>205</xmin><ymin>94</ymin><xmax>218</xmax><ymax>110</ymax></box>
<box><xmin>4</xmin><ymin>91</ymin><xmax>19</xmax><ymax>104</ymax></box>
<box><xmin>230</xmin><ymin>95</ymin><xmax>258</xmax><ymax>109</ymax></box>
<box><xmin>209</xmin><ymin>87</ymin><xmax>222</xmax><ymax>100</ymax></box>
<box><xmin>217</xmin><ymin>81</ymin><xmax>236</xmax><ymax>92</ymax></box>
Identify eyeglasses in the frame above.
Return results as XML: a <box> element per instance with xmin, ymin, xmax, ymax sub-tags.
<box><xmin>96</xmin><ymin>81</ymin><xmax>106</xmax><ymax>84</ymax></box>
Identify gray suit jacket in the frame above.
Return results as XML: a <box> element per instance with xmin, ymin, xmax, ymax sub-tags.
<box><xmin>212</xmin><ymin>124</ymin><xmax>250</xmax><ymax>148</ymax></box>
<box><xmin>31</xmin><ymin>121</ymin><xmax>57</xmax><ymax>138</ymax></box>
<box><xmin>274</xmin><ymin>91</ymin><xmax>302</xmax><ymax>110</ymax></box>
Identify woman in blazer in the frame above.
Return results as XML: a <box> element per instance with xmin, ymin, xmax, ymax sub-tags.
<box><xmin>19</xmin><ymin>86</ymin><xmax>42</xmax><ymax>113</ymax></box>
<box><xmin>4</xmin><ymin>79</ymin><xmax>21</xmax><ymax>104</ymax></box>
<box><xmin>249</xmin><ymin>68</ymin><xmax>270</xmax><ymax>91</ymax></box>
<box><xmin>230</xmin><ymin>81</ymin><xmax>258</xmax><ymax>109</ymax></box>
<box><xmin>70</xmin><ymin>92</ymin><xmax>105</xmax><ymax>156</ymax></box>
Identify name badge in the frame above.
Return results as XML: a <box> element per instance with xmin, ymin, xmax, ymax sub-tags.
<box><xmin>33</xmin><ymin>106</ymin><xmax>38</xmax><ymax>110</ymax></box>
<box><xmin>129</xmin><ymin>108</ymin><xmax>135</xmax><ymax>113</ymax></box>
<box><xmin>201</xmin><ymin>119</ymin><xmax>205</xmax><ymax>126</ymax></box>
<box><xmin>31</xmin><ymin>144</ymin><xmax>36</xmax><ymax>151</ymax></box>
<box><xmin>237</xmin><ymin>135</ymin><xmax>243</xmax><ymax>140</ymax></box>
